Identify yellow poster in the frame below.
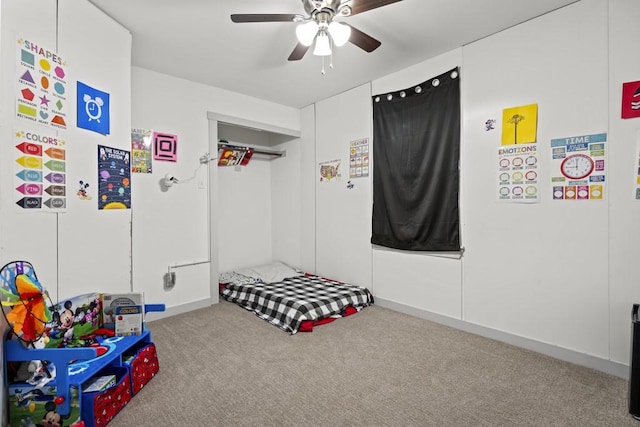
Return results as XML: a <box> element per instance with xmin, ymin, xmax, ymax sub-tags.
<box><xmin>501</xmin><ymin>104</ymin><xmax>538</xmax><ymax>145</ymax></box>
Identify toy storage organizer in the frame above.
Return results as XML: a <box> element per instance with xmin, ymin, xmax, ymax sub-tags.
<box><xmin>5</xmin><ymin>304</ymin><xmax>164</xmax><ymax>427</ymax></box>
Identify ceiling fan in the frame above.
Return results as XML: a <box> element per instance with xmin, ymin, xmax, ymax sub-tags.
<box><xmin>231</xmin><ymin>0</ymin><xmax>402</xmax><ymax>63</ymax></box>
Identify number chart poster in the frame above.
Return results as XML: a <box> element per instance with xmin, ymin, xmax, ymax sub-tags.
<box><xmin>16</xmin><ymin>37</ymin><xmax>68</xmax><ymax>130</ymax></box>
<box><xmin>14</xmin><ymin>129</ymin><xmax>67</xmax><ymax>211</ymax></box>
<box><xmin>550</xmin><ymin>133</ymin><xmax>606</xmax><ymax>201</ymax></box>
<box><xmin>349</xmin><ymin>138</ymin><xmax>369</xmax><ymax>178</ymax></box>
<box><xmin>98</xmin><ymin>145</ymin><xmax>131</xmax><ymax>210</ymax></box>
<box><xmin>497</xmin><ymin>144</ymin><xmax>539</xmax><ymax>202</ymax></box>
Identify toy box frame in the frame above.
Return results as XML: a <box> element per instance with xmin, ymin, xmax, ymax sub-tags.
<box><xmin>4</xmin><ymin>303</ymin><xmax>164</xmax><ymax>424</ymax></box>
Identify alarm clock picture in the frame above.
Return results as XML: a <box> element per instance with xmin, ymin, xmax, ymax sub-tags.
<box><xmin>560</xmin><ymin>153</ymin><xmax>594</xmax><ymax>180</ymax></box>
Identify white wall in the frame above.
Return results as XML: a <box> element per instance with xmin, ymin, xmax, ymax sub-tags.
<box><xmin>462</xmin><ymin>0</ymin><xmax>609</xmax><ymax>357</ymax></box>
<box><xmin>314</xmin><ymin>84</ymin><xmax>373</xmax><ymax>289</ymax></box>
<box><xmin>271</xmin><ymin>139</ymin><xmax>304</xmax><ymax>269</ymax></box>
<box><xmin>1</xmin><ymin>1</ymin><xmax>61</xmax><ymax>305</ymax></box>
<box><xmin>0</xmin><ymin>0</ymin><xmax>132</xmax><ymax>423</ymax></box>
<box><xmin>130</xmin><ymin>67</ymin><xmax>301</xmax><ymax>311</ymax></box>
<box><xmin>56</xmin><ymin>0</ymin><xmax>133</xmax><ymax>299</ymax></box>
<box><xmin>371</xmin><ymin>50</ymin><xmax>464</xmax><ymax>319</ymax></box>
<box><xmin>0</xmin><ymin>0</ymin><xmax>132</xmax><ymax>301</ymax></box>
<box><xmin>297</xmin><ymin>104</ymin><xmax>318</xmax><ymax>274</ymax></box>
<box><xmin>608</xmin><ymin>0</ymin><xmax>640</xmax><ymax>364</ymax></box>
<box><xmin>308</xmin><ymin>0</ymin><xmax>639</xmax><ymax>375</ymax></box>
<box><xmin>218</xmin><ymin>160</ymin><xmax>273</xmax><ymax>271</ymax></box>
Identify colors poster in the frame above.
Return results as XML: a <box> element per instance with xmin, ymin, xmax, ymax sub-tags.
<box><xmin>14</xmin><ymin>129</ymin><xmax>67</xmax><ymax>211</ymax></box>
<box><xmin>98</xmin><ymin>145</ymin><xmax>131</xmax><ymax>210</ymax></box>
<box><xmin>16</xmin><ymin>37</ymin><xmax>68</xmax><ymax>130</ymax></box>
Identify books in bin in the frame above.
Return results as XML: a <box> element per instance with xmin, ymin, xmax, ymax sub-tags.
<box><xmin>101</xmin><ymin>293</ymin><xmax>144</xmax><ymax>336</ymax></box>
<box><xmin>82</xmin><ymin>374</ymin><xmax>116</xmax><ymax>393</ymax></box>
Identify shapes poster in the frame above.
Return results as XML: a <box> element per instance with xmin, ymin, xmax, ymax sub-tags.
<box><xmin>621</xmin><ymin>80</ymin><xmax>640</xmax><ymax>119</ymax></box>
<box><xmin>550</xmin><ymin>133</ymin><xmax>606</xmax><ymax>201</ymax></box>
<box><xmin>131</xmin><ymin>128</ymin><xmax>153</xmax><ymax>173</ymax></box>
<box><xmin>319</xmin><ymin>159</ymin><xmax>341</xmax><ymax>182</ymax></box>
<box><xmin>16</xmin><ymin>37</ymin><xmax>68</xmax><ymax>129</ymax></box>
<box><xmin>350</xmin><ymin>138</ymin><xmax>369</xmax><ymax>178</ymax></box>
<box><xmin>497</xmin><ymin>144</ymin><xmax>539</xmax><ymax>203</ymax></box>
<box><xmin>14</xmin><ymin>129</ymin><xmax>67</xmax><ymax>211</ymax></box>
<box><xmin>77</xmin><ymin>81</ymin><xmax>110</xmax><ymax>135</ymax></box>
<box><xmin>501</xmin><ymin>104</ymin><xmax>538</xmax><ymax>145</ymax></box>
<box><xmin>98</xmin><ymin>145</ymin><xmax>131</xmax><ymax>210</ymax></box>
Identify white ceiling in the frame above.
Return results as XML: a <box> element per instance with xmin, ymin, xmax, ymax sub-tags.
<box><xmin>88</xmin><ymin>0</ymin><xmax>579</xmax><ymax>109</ymax></box>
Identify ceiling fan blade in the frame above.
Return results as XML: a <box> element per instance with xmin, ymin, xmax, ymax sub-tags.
<box><xmin>230</xmin><ymin>14</ymin><xmax>302</xmax><ymax>23</ymax></box>
<box><xmin>346</xmin><ymin>25</ymin><xmax>381</xmax><ymax>53</ymax></box>
<box><xmin>288</xmin><ymin>43</ymin><xmax>311</xmax><ymax>61</ymax></box>
<box><xmin>348</xmin><ymin>0</ymin><xmax>402</xmax><ymax>16</ymax></box>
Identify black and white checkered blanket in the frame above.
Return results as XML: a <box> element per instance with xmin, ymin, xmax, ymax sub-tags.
<box><xmin>220</xmin><ymin>274</ymin><xmax>374</xmax><ymax>334</ymax></box>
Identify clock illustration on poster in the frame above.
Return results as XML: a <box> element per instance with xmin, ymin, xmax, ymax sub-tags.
<box><xmin>560</xmin><ymin>153</ymin><xmax>594</xmax><ymax>179</ymax></box>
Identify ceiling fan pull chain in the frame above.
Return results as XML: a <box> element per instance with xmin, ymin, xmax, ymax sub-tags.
<box><xmin>329</xmin><ymin>38</ymin><xmax>334</xmax><ymax>70</ymax></box>
<box><xmin>321</xmin><ymin>56</ymin><xmax>326</xmax><ymax>75</ymax></box>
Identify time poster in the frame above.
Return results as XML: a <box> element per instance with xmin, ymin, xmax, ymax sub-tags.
<box><xmin>550</xmin><ymin>133</ymin><xmax>606</xmax><ymax>201</ymax></box>
<box><xmin>98</xmin><ymin>145</ymin><xmax>131</xmax><ymax>210</ymax></box>
<box><xmin>497</xmin><ymin>143</ymin><xmax>539</xmax><ymax>203</ymax></box>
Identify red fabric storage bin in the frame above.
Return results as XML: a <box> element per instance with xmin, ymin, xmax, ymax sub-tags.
<box><xmin>81</xmin><ymin>366</ymin><xmax>131</xmax><ymax>427</ymax></box>
<box><xmin>126</xmin><ymin>342</ymin><xmax>159</xmax><ymax>395</ymax></box>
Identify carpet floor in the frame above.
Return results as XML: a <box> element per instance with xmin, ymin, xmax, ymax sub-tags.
<box><xmin>108</xmin><ymin>301</ymin><xmax>637</xmax><ymax>426</ymax></box>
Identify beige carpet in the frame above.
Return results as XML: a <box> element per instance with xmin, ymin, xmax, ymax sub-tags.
<box><xmin>107</xmin><ymin>301</ymin><xmax>637</xmax><ymax>426</ymax></box>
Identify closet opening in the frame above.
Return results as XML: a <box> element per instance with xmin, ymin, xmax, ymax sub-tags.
<box><xmin>206</xmin><ymin>112</ymin><xmax>300</xmax><ymax>303</ymax></box>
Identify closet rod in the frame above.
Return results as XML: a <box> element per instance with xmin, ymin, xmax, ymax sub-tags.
<box><xmin>217</xmin><ymin>143</ymin><xmax>285</xmax><ymax>158</ymax></box>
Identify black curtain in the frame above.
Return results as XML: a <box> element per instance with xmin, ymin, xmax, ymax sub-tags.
<box><xmin>371</xmin><ymin>67</ymin><xmax>461</xmax><ymax>251</ymax></box>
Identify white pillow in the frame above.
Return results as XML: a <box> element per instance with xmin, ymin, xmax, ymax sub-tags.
<box><xmin>234</xmin><ymin>262</ymin><xmax>301</xmax><ymax>284</ymax></box>
<box><xmin>218</xmin><ymin>271</ymin><xmax>258</xmax><ymax>285</ymax></box>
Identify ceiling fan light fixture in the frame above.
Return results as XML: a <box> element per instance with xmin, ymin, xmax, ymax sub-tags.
<box><xmin>296</xmin><ymin>21</ymin><xmax>319</xmax><ymax>46</ymax></box>
<box><xmin>338</xmin><ymin>5</ymin><xmax>352</xmax><ymax>17</ymax></box>
<box><xmin>328</xmin><ymin>21</ymin><xmax>351</xmax><ymax>47</ymax></box>
<box><xmin>313</xmin><ymin>31</ymin><xmax>332</xmax><ymax>56</ymax></box>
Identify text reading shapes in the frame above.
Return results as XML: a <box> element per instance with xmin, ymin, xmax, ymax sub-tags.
<box><xmin>153</xmin><ymin>132</ymin><xmax>178</xmax><ymax>162</ymax></box>
<box><xmin>17</xmin><ymin>38</ymin><xmax>67</xmax><ymax>129</ymax></box>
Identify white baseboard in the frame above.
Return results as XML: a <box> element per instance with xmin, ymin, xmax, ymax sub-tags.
<box><xmin>374</xmin><ymin>297</ymin><xmax>629</xmax><ymax>379</ymax></box>
<box><xmin>145</xmin><ymin>297</ymin><xmax>214</xmax><ymax>323</ymax></box>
